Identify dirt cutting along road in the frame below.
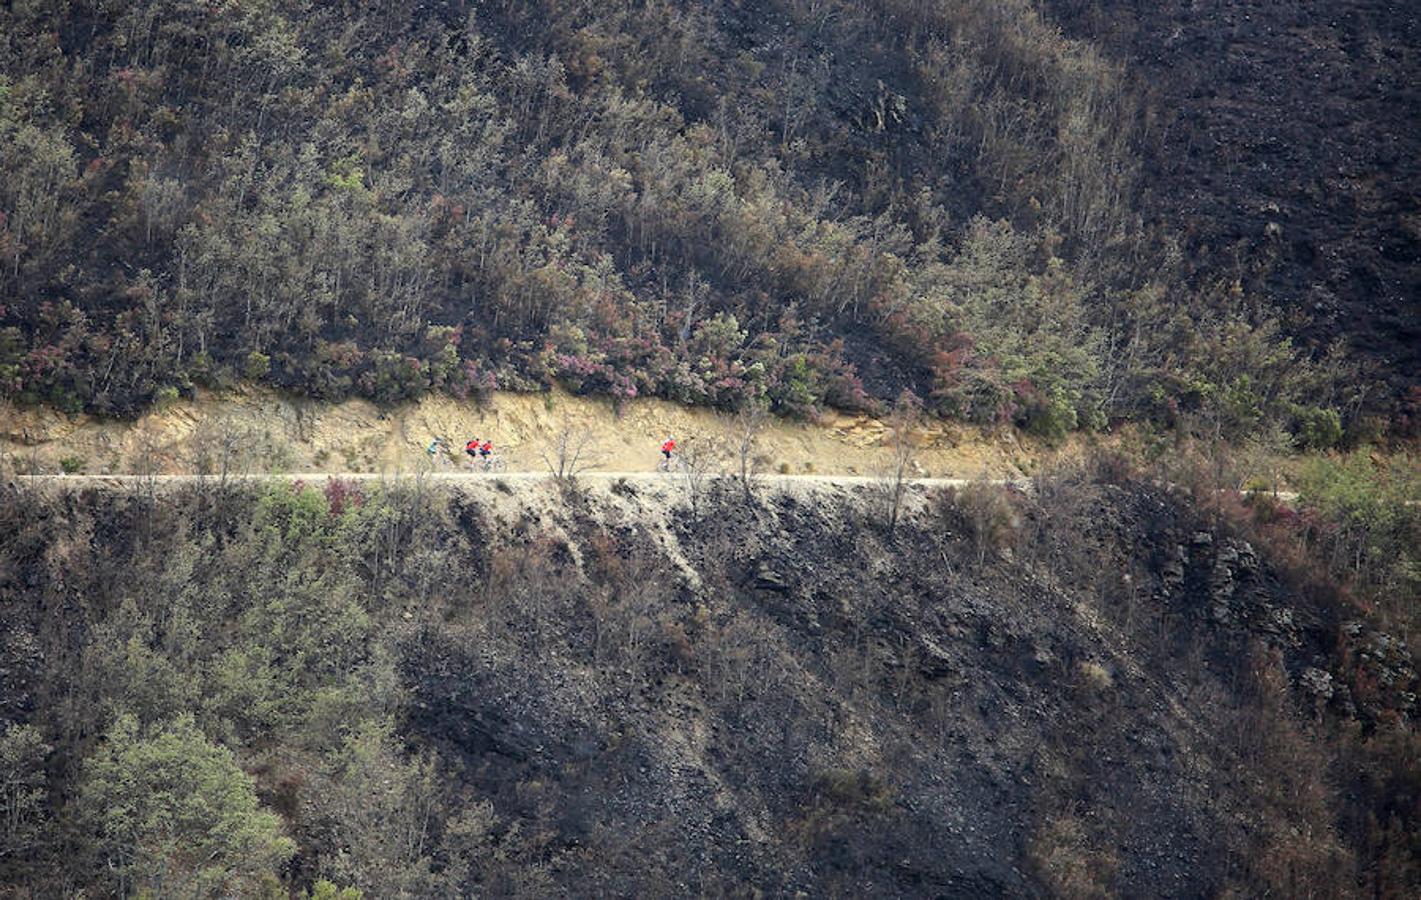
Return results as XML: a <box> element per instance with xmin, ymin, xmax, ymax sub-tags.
<box><xmin>1</xmin><ymin>386</ymin><xmax>1050</xmax><ymax>482</ymax></box>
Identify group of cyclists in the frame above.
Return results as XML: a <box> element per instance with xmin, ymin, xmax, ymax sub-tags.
<box><xmin>425</xmin><ymin>436</ymin><xmax>503</xmax><ymax>471</ymax></box>
<box><xmin>424</xmin><ymin>435</ymin><xmax>679</xmax><ymax>472</ymax></box>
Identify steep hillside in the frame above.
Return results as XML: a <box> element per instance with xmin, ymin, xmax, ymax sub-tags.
<box><xmin>0</xmin><ymin>0</ymin><xmax>1357</xmax><ymax>442</ymax></box>
<box><xmin>1044</xmin><ymin>0</ymin><xmax>1421</xmax><ymax>420</ymax></box>
<box><xmin>2</xmin><ymin>472</ymin><xmax>1417</xmax><ymax>895</ymax></box>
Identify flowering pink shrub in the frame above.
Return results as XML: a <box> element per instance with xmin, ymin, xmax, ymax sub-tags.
<box><xmin>324</xmin><ymin>477</ymin><xmax>365</xmax><ymax>517</ymax></box>
<box><xmin>453</xmin><ymin>361</ymin><xmax>498</xmax><ymax>402</ymax></box>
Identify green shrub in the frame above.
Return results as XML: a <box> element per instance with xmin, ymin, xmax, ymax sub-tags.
<box><xmin>244</xmin><ymin>351</ymin><xmax>272</xmax><ymax>381</ymax></box>
<box><xmin>770</xmin><ymin>355</ymin><xmax>820</xmax><ymax>418</ymax></box>
<box><xmin>1294</xmin><ymin>453</ymin><xmax>1421</xmax><ymax>635</ymax></box>
<box><xmin>1021</xmin><ymin>390</ymin><xmax>1078</xmax><ymax>442</ymax></box>
<box><xmin>1345</xmin><ymin>415</ymin><xmax>1386</xmax><ymax>448</ymax></box>
<box><xmin>1291</xmin><ymin>405</ymin><xmax>1344</xmax><ymax>451</ymax></box>
<box><xmin>78</xmin><ymin>714</ymin><xmax>295</xmax><ymax>896</ymax></box>
<box><xmin>58</xmin><ymin>455</ymin><xmax>85</xmax><ymax>474</ymax></box>
<box><xmin>188</xmin><ymin>351</ymin><xmax>217</xmax><ymax>387</ymax></box>
<box><xmin>308</xmin><ymin>881</ymin><xmax>363</xmax><ymax>900</ymax></box>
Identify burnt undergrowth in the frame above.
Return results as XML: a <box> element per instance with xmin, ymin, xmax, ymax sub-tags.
<box><xmin>0</xmin><ymin>472</ymin><xmax>1416</xmax><ymax>896</ymax></box>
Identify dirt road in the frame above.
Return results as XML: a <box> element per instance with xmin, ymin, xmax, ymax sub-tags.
<box><xmin>8</xmin><ymin>471</ymin><xmax>1009</xmax><ymax>489</ymax></box>
<box><xmin>7</xmin><ymin>471</ymin><xmax>1305</xmax><ymax>505</ymax></box>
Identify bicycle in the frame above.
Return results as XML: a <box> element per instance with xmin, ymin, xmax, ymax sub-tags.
<box><xmin>460</xmin><ymin>452</ymin><xmax>505</xmax><ymax>472</ymax></box>
<box><xmin>425</xmin><ymin>439</ymin><xmax>451</xmax><ymax>471</ymax></box>
<box><xmin>656</xmin><ymin>455</ymin><xmax>685</xmax><ymax>474</ymax></box>
<box><xmin>478</xmin><ymin>454</ymin><xmax>506</xmax><ymax>473</ymax></box>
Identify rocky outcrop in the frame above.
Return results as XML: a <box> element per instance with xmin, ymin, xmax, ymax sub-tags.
<box><xmin>1151</xmin><ymin>514</ymin><xmax>1417</xmax><ymax>730</ymax></box>
<box><xmin>1160</xmin><ymin>531</ymin><xmax>1299</xmax><ymax>649</ymax></box>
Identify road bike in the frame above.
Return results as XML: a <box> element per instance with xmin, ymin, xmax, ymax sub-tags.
<box><xmin>479</xmin><ymin>454</ymin><xmax>507</xmax><ymax>473</ymax></box>
<box><xmin>461</xmin><ymin>453</ymin><xmax>505</xmax><ymax>472</ymax></box>
<box><xmin>425</xmin><ymin>443</ymin><xmax>452</xmax><ymax>471</ymax></box>
<box><xmin>656</xmin><ymin>455</ymin><xmax>686</xmax><ymax>474</ymax></box>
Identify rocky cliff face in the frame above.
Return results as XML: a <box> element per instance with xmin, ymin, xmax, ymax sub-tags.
<box><xmin>1</xmin><ymin>474</ymin><xmax>1415</xmax><ymax>895</ymax></box>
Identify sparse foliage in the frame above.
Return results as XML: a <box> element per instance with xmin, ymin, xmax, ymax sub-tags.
<box><xmin>540</xmin><ymin>421</ymin><xmax>600</xmax><ymax>482</ymax></box>
<box><xmin>673</xmin><ymin>438</ymin><xmax>719</xmax><ymax>521</ymax></box>
<box><xmin>730</xmin><ymin>402</ymin><xmax>769</xmax><ymax>501</ymax></box>
<box><xmin>0</xmin><ymin>724</ymin><xmax>51</xmax><ymax>877</ymax></box>
<box><xmin>873</xmin><ymin>394</ymin><xmax>920</xmax><ymax>534</ymax></box>
<box><xmin>0</xmin><ymin>468</ymin><xmax>1417</xmax><ymax>896</ymax></box>
<box><xmin>941</xmin><ymin>480</ymin><xmax>1021</xmax><ymax>568</ymax></box>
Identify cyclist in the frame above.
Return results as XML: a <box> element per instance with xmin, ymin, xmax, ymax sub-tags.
<box><xmin>480</xmin><ymin>439</ymin><xmax>494</xmax><ymax>461</ymax></box>
<box><xmin>660</xmin><ymin>436</ymin><xmax>677</xmax><ymax>465</ymax></box>
<box><xmin>425</xmin><ymin>437</ymin><xmax>444</xmax><ymax>465</ymax></box>
<box><xmin>465</xmin><ymin>438</ymin><xmax>481</xmax><ymax>464</ymax></box>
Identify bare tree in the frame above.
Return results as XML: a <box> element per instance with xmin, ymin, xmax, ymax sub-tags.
<box><xmin>730</xmin><ymin>402</ymin><xmax>768</xmax><ymax>502</ymax></box>
<box><xmin>191</xmin><ymin>414</ymin><xmax>249</xmax><ymax>488</ymax></box>
<box><xmin>956</xmin><ymin>479</ymin><xmax>1014</xmax><ymax>569</ymax></box>
<box><xmin>873</xmin><ymin>397</ymin><xmax>920</xmax><ymax>536</ymax></box>
<box><xmin>1236</xmin><ymin>418</ymin><xmax>1293</xmax><ymax>495</ymax></box>
<box><xmin>540</xmin><ymin>424</ymin><xmax>599</xmax><ymax>483</ymax></box>
<box><xmin>132</xmin><ymin>423</ymin><xmax>169</xmax><ymax>502</ymax></box>
<box><xmin>675</xmin><ymin>439</ymin><xmax>719</xmax><ymax>522</ymax></box>
<box><xmin>15</xmin><ymin>445</ymin><xmax>44</xmax><ymax>477</ymax></box>
<box><xmin>129</xmin><ymin>423</ymin><xmax>173</xmax><ymax>542</ymax></box>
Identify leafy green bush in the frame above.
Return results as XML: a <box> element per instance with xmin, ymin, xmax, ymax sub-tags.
<box><xmin>1293</xmin><ymin>453</ymin><xmax>1421</xmax><ymax>638</ymax></box>
<box><xmin>1291</xmin><ymin>405</ymin><xmax>1344</xmax><ymax>451</ymax></box>
<box><xmin>308</xmin><ymin>880</ymin><xmax>363</xmax><ymax>900</ymax></box>
<box><xmin>769</xmin><ymin>355</ymin><xmax>821</xmax><ymax>419</ymax></box>
<box><xmin>78</xmin><ymin>714</ymin><xmax>295</xmax><ymax>896</ymax></box>
<box><xmin>244</xmin><ymin>351</ymin><xmax>272</xmax><ymax>381</ymax></box>
<box><xmin>1018</xmin><ymin>387</ymin><xmax>1079</xmax><ymax>442</ymax></box>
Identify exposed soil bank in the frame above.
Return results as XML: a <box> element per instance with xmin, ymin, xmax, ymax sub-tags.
<box><xmin>0</xmin><ymin>386</ymin><xmax>1056</xmax><ymax>477</ymax></box>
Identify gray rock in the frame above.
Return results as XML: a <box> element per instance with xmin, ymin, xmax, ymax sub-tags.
<box><xmin>753</xmin><ymin>562</ymin><xmax>790</xmax><ymax>593</ymax></box>
<box><xmin>918</xmin><ymin>635</ymin><xmax>956</xmax><ymax>679</ymax></box>
<box><xmin>1299</xmin><ymin>667</ymin><xmax>1334</xmax><ymax>700</ymax></box>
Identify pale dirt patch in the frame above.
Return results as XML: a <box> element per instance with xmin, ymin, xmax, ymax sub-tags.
<box><xmin>1</xmin><ymin>386</ymin><xmax>1076</xmax><ymax>478</ymax></box>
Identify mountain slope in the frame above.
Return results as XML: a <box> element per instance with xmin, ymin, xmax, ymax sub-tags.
<box><xmin>1045</xmin><ymin>0</ymin><xmax>1421</xmax><ymax>418</ymax></box>
<box><xmin>0</xmin><ymin>0</ymin><xmax>1360</xmax><ymax>440</ymax></box>
<box><xmin>1</xmin><ymin>474</ymin><xmax>1416</xmax><ymax>895</ymax></box>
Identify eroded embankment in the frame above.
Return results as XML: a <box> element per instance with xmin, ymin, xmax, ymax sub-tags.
<box><xmin>3</xmin><ymin>474</ymin><xmax>1414</xmax><ymax>896</ymax></box>
<box><xmin>0</xmin><ymin>386</ymin><xmax>1056</xmax><ymax>477</ymax></box>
